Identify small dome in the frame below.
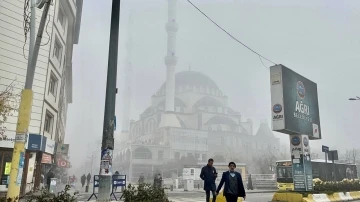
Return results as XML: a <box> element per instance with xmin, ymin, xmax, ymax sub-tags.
<box><xmin>156</xmin><ymin>98</ymin><xmax>186</xmax><ymax>108</ymax></box>
<box><xmin>205</xmin><ymin>116</ymin><xmax>237</xmax><ymax>125</ymax></box>
<box><xmin>194</xmin><ymin>96</ymin><xmax>224</xmax><ymax>108</ymax></box>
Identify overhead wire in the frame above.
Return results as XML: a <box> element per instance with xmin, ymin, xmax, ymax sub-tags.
<box><xmin>186</xmin><ymin>0</ymin><xmax>277</xmax><ymax>68</ymax></box>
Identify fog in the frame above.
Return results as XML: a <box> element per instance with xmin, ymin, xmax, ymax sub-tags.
<box><xmin>64</xmin><ymin>0</ymin><xmax>360</xmax><ymax>177</ymax></box>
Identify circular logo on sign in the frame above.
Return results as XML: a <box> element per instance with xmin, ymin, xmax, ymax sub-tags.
<box><xmin>60</xmin><ymin>161</ymin><xmax>67</xmax><ymax>167</ymax></box>
<box><xmin>303</xmin><ymin>137</ymin><xmax>309</xmax><ymax>147</ymax></box>
<box><xmin>291</xmin><ymin>136</ymin><xmax>301</xmax><ymax>146</ymax></box>
<box><xmin>297</xmin><ymin>81</ymin><xmax>305</xmax><ymax>99</ymax></box>
<box><xmin>273</xmin><ymin>104</ymin><xmax>282</xmax><ymax>114</ymax></box>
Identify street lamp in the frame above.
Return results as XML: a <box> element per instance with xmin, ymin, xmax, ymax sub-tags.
<box><xmin>349</xmin><ymin>96</ymin><xmax>360</xmax><ymax>101</ymax></box>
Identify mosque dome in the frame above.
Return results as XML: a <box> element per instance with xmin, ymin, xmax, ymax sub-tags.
<box><xmin>155</xmin><ymin>71</ymin><xmax>223</xmax><ymax>96</ymax></box>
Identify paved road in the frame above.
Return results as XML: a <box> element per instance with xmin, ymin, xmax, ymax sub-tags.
<box><xmin>77</xmin><ymin>191</ymin><xmax>275</xmax><ymax>202</ymax></box>
<box><xmin>168</xmin><ymin>192</ymin><xmax>274</xmax><ymax>202</ymax></box>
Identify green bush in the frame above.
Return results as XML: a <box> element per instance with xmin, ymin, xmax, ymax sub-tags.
<box><xmin>123</xmin><ymin>183</ymin><xmax>170</xmax><ymax>202</ymax></box>
<box><xmin>313</xmin><ymin>178</ymin><xmax>360</xmax><ymax>193</ymax></box>
<box><xmin>0</xmin><ymin>185</ymin><xmax>79</xmax><ymax>202</ymax></box>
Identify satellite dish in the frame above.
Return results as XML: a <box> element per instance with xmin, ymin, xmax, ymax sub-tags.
<box><xmin>35</xmin><ymin>0</ymin><xmax>46</xmax><ymax>9</ymax></box>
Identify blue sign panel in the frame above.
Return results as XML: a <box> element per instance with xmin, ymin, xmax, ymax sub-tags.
<box><xmin>112</xmin><ymin>178</ymin><xmax>126</xmax><ymax>187</ymax></box>
<box><xmin>27</xmin><ymin>134</ymin><xmax>42</xmax><ymax>151</ymax></box>
<box><xmin>94</xmin><ymin>175</ymin><xmax>99</xmax><ymax>188</ymax></box>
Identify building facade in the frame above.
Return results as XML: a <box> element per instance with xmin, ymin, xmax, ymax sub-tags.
<box><xmin>0</xmin><ymin>0</ymin><xmax>82</xmax><ymax>192</ymax></box>
<box><xmin>116</xmin><ymin>71</ymin><xmax>280</xmax><ymax>182</ymax></box>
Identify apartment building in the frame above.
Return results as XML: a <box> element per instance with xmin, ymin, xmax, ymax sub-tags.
<box><xmin>0</xmin><ymin>0</ymin><xmax>83</xmax><ymax>191</ymax></box>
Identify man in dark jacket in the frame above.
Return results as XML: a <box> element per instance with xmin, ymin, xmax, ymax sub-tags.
<box><xmin>87</xmin><ymin>173</ymin><xmax>91</xmax><ymax>186</ymax></box>
<box><xmin>216</xmin><ymin>162</ymin><xmax>246</xmax><ymax>202</ymax></box>
<box><xmin>200</xmin><ymin>158</ymin><xmax>217</xmax><ymax>202</ymax></box>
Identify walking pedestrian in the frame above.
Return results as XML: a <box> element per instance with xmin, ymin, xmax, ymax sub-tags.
<box><xmin>46</xmin><ymin>168</ymin><xmax>55</xmax><ymax>190</ymax></box>
<box><xmin>154</xmin><ymin>173</ymin><xmax>162</xmax><ymax>188</ymax></box>
<box><xmin>86</xmin><ymin>173</ymin><xmax>91</xmax><ymax>186</ymax></box>
<box><xmin>247</xmin><ymin>174</ymin><xmax>253</xmax><ymax>190</ymax></box>
<box><xmin>138</xmin><ymin>173</ymin><xmax>145</xmax><ymax>184</ymax></box>
<box><xmin>216</xmin><ymin>162</ymin><xmax>246</xmax><ymax>202</ymax></box>
<box><xmin>200</xmin><ymin>158</ymin><xmax>217</xmax><ymax>202</ymax></box>
<box><xmin>81</xmin><ymin>174</ymin><xmax>86</xmax><ymax>187</ymax></box>
<box><xmin>113</xmin><ymin>171</ymin><xmax>120</xmax><ymax>192</ymax></box>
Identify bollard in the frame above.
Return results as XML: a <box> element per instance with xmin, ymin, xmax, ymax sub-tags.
<box><xmin>85</xmin><ymin>185</ymin><xmax>89</xmax><ymax>192</ymax></box>
<box><xmin>170</xmin><ymin>185</ymin><xmax>173</xmax><ymax>191</ymax></box>
<box><xmin>198</xmin><ymin>184</ymin><xmax>200</xmax><ymax>189</ymax></box>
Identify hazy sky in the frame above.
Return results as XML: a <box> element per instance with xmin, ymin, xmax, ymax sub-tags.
<box><xmin>65</xmin><ymin>0</ymin><xmax>360</xmax><ymax>172</ymax></box>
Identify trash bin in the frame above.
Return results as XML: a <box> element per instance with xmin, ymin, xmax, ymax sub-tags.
<box><xmin>49</xmin><ymin>178</ymin><xmax>57</xmax><ymax>193</ymax></box>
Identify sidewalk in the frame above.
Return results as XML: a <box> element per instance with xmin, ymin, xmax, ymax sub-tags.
<box><xmin>165</xmin><ymin>188</ymin><xmax>276</xmax><ymax>194</ymax></box>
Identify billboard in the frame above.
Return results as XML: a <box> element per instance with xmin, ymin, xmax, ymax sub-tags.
<box><xmin>270</xmin><ymin>64</ymin><xmax>321</xmax><ymax>139</ymax></box>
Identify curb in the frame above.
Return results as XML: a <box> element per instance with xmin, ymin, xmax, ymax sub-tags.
<box><xmin>273</xmin><ymin>191</ymin><xmax>360</xmax><ymax>202</ymax></box>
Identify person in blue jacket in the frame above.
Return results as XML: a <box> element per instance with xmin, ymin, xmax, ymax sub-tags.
<box><xmin>216</xmin><ymin>162</ymin><xmax>246</xmax><ymax>202</ymax></box>
<box><xmin>200</xmin><ymin>158</ymin><xmax>217</xmax><ymax>202</ymax></box>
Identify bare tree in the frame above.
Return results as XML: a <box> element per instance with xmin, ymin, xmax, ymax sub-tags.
<box><xmin>0</xmin><ymin>81</ymin><xmax>20</xmax><ymax>138</ymax></box>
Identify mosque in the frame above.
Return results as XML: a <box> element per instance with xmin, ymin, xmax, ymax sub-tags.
<box><xmin>115</xmin><ymin>0</ymin><xmax>280</xmax><ymax>182</ymax></box>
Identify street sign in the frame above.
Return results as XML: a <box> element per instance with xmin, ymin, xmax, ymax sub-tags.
<box><xmin>322</xmin><ymin>145</ymin><xmax>329</xmax><ymax>153</ymax></box>
<box><xmin>328</xmin><ymin>150</ymin><xmax>338</xmax><ymax>161</ymax></box>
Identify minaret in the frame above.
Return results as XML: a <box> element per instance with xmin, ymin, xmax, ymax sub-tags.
<box><xmin>120</xmin><ymin>12</ymin><xmax>133</xmax><ymax>141</ymax></box>
<box><xmin>159</xmin><ymin>0</ymin><xmax>180</xmax><ymax>128</ymax></box>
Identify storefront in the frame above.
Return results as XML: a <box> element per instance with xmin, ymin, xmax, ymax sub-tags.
<box><xmin>22</xmin><ymin>134</ymin><xmax>46</xmax><ymax>194</ymax></box>
<box><xmin>33</xmin><ymin>136</ymin><xmax>55</xmax><ymax>190</ymax></box>
<box><xmin>0</xmin><ymin>135</ymin><xmax>16</xmax><ymax>192</ymax></box>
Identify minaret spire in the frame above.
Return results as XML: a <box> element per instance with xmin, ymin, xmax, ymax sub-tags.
<box><xmin>121</xmin><ymin>11</ymin><xmax>133</xmax><ymax>133</ymax></box>
<box><xmin>159</xmin><ymin>0</ymin><xmax>181</xmax><ymax>128</ymax></box>
<box><xmin>164</xmin><ymin>0</ymin><xmax>178</xmax><ymax>112</ymax></box>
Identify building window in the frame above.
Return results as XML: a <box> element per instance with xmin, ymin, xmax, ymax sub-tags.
<box><xmin>58</xmin><ymin>5</ymin><xmax>66</xmax><ymax>28</ymax></box>
<box><xmin>44</xmin><ymin>111</ymin><xmax>54</xmax><ymax>134</ymax></box>
<box><xmin>195</xmin><ymin>153</ymin><xmax>200</xmax><ymax>160</ymax></box>
<box><xmin>48</xmin><ymin>73</ymin><xmax>58</xmax><ymax>96</ymax></box>
<box><xmin>158</xmin><ymin>151</ymin><xmax>164</xmax><ymax>160</ymax></box>
<box><xmin>202</xmin><ymin>154</ymin><xmax>207</xmax><ymax>161</ymax></box>
<box><xmin>174</xmin><ymin>152</ymin><xmax>180</xmax><ymax>160</ymax></box>
<box><xmin>53</xmin><ymin>37</ymin><xmax>63</xmax><ymax>61</ymax></box>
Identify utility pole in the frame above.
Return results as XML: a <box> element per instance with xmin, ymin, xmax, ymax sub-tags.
<box><xmin>7</xmin><ymin>0</ymin><xmax>51</xmax><ymax>199</ymax></box>
<box><xmin>97</xmin><ymin>0</ymin><xmax>121</xmax><ymax>201</ymax></box>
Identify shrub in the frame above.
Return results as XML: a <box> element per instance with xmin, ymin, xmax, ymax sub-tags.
<box><xmin>0</xmin><ymin>185</ymin><xmax>79</xmax><ymax>202</ymax></box>
<box><xmin>313</xmin><ymin>178</ymin><xmax>360</xmax><ymax>193</ymax></box>
<box><xmin>123</xmin><ymin>183</ymin><xmax>170</xmax><ymax>202</ymax></box>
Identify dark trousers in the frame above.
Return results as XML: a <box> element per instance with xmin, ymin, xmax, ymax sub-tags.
<box><xmin>225</xmin><ymin>193</ymin><xmax>238</xmax><ymax>202</ymax></box>
<box><xmin>205</xmin><ymin>190</ymin><xmax>216</xmax><ymax>202</ymax></box>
